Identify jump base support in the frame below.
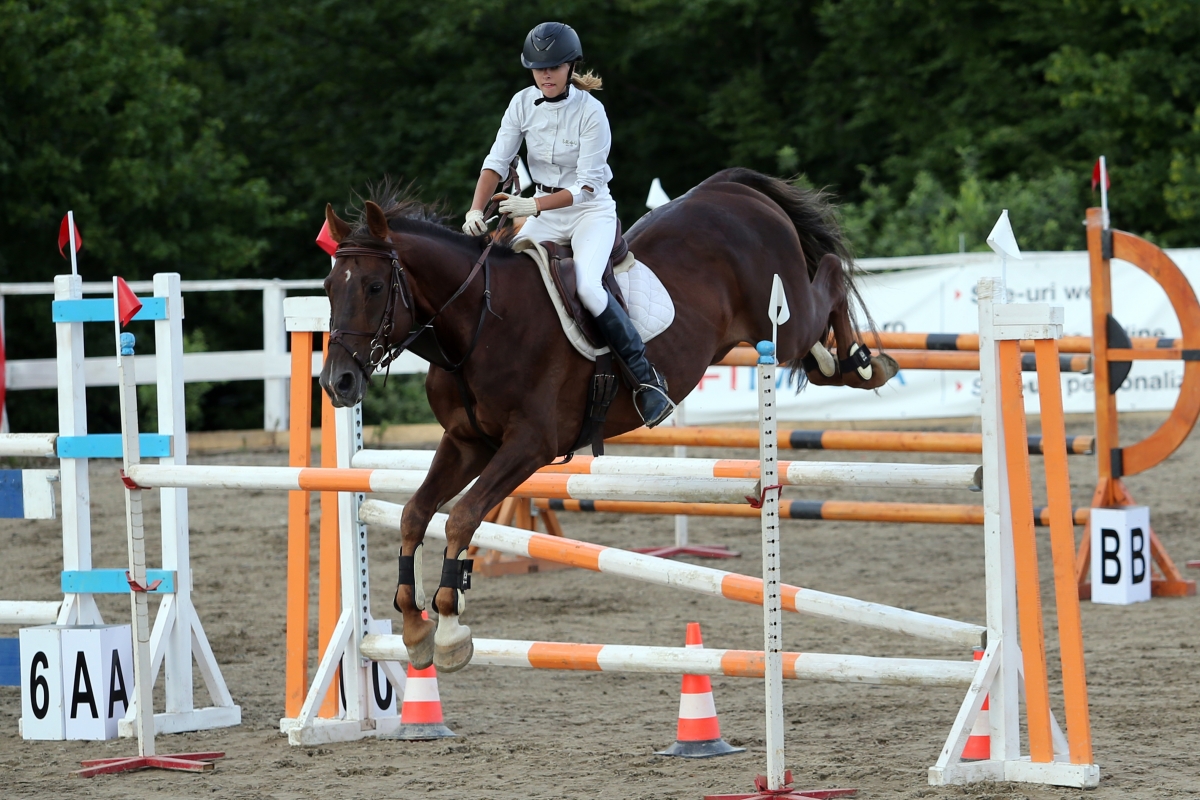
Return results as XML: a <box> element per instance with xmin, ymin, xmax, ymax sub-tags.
<box><xmin>929</xmin><ymin>757</ymin><xmax>1100</xmax><ymax>789</ymax></box>
<box><xmin>279</xmin><ymin>715</ymin><xmax>402</xmax><ymax>746</ymax></box>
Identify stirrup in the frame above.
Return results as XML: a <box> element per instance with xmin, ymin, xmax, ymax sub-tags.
<box><xmin>634</xmin><ymin>368</ymin><xmax>675</xmax><ymax>428</ymax></box>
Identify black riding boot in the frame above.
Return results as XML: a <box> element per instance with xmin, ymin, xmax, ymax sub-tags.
<box><xmin>594</xmin><ymin>293</ymin><xmax>675</xmax><ymax>427</ymax></box>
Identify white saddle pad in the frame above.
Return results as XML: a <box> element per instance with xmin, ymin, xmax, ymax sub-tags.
<box><xmin>513</xmin><ymin>239</ymin><xmax>676</xmax><ymax>361</ymax></box>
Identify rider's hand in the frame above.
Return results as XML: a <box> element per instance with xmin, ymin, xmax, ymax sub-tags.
<box><xmin>494</xmin><ymin>193</ymin><xmax>540</xmax><ymax>218</ymax></box>
<box><xmin>462</xmin><ymin>209</ymin><xmax>488</xmax><ymax>236</ymax></box>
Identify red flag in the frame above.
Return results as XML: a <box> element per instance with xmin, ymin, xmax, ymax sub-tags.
<box><xmin>316</xmin><ymin>220</ymin><xmax>338</xmax><ymax>256</ymax></box>
<box><xmin>58</xmin><ymin>214</ymin><xmax>83</xmax><ymax>259</ymax></box>
<box><xmin>1091</xmin><ymin>159</ymin><xmax>1111</xmax><ymax>191</ymax></box>
<box><xmin>116</xmin><ymin>277</ymin><xmax>142</xmax><ymax>327</ymax></box>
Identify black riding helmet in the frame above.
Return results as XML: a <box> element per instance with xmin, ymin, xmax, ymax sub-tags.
<box><xmin>521</xmin><ymin>22</ymin><xmax>582</xmax><ymax>69</ymax></box>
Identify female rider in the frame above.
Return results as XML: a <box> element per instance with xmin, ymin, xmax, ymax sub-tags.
<box><xmin>462</xmin><ymin>21</ymin><xmax>674</xmax><ymax>428</ymax></box>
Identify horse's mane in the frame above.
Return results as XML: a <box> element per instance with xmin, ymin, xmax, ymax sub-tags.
<box><xmin>345</xmin><ymin>177</ymin><xmax>516</xmax><ymax>255</ymax></box>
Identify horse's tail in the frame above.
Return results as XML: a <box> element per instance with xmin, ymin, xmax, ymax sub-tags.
<box><xmin>704</xmin><ymin>168</ymin><xmax>877</xmax><ymax>363</ymax></box>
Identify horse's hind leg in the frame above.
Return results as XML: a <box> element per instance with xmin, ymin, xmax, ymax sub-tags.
<box><xmin>396</xmin><ymin>436</ymin><xmax>491</xmax><ymax>669</ymax></box>
<box><xmin>431</xmin><ymin>435</ymin><xmax>554</xmax><ymax>672</ymax></box>
<box><xmin>810</xmin><ymin>255</ymin><xmax>897</xmax><ymax>390</ymax></box>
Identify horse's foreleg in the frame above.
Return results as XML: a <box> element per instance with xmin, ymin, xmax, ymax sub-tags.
<box><xmin>430</xmin><ymin>436</ymin><xmax>553</xmax><ymax>673</ymax></box>
<box><xmin>396</xmin><ymin>436</ymin><xmax>491</xmax><ymax>669</ymax></box>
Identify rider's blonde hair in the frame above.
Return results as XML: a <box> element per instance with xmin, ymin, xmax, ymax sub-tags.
<box><xmin>571</xmin><ymin>69</ymin><xmax>602</xmax><ymax>92</ymax></box>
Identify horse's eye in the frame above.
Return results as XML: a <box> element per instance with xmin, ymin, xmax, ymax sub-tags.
<box><xmin>368</xmin><ymin>282</ymin><xmax>384</xmax><ymax>296</ymax></box>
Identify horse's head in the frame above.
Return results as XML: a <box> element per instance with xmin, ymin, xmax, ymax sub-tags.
<box><xmin>320</xmin><ymin>201</ymin><xmax>415</xmax><ymax>407</ymax></box>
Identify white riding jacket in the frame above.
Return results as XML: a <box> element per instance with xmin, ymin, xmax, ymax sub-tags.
<box><xmin>481</xmin><ymin>86</ymin><xmax>614</xmax><ymax>206</ymax></box>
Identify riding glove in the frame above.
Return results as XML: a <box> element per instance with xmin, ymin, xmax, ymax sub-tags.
<box><xmin>495</xmin><ymin>194</ymin><xmax>540</xmax><ymax>218</ymax></box>
<box><xmin>462</xmin><ymin>209</ymin><xmax>488</xmax><ymax>236</ymax></box>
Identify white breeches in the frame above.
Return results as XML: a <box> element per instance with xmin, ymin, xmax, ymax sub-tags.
<box><xmin>516</xmin><ymin>197</ymin><xmax>618</xmax><ymax>317</ymax></box>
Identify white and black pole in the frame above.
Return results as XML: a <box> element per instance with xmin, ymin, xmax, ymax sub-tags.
<box><xmin>761</xmin><ymin>275</ymin><xmax>789</xmax><ymax>788</ymax></box>
<box><xmin>757</xmin><ymin>336</ymin><xmax>785</xmax><ymax>790</ymax></box>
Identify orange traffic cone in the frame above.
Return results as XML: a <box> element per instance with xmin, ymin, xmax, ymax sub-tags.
<box><xmin>657</xmin><ymin>622</ymin><xmax>744</xmax><ymax>758</ymax></box>
<box><xmin>388</xmin><ymin>612</ymin><xmax>456</xmax><ymax>740</ymax></box>
<box><xmin>961</xmin><ymin>647</ymin><xmax>990</xmax><ymax>761</ymax></box>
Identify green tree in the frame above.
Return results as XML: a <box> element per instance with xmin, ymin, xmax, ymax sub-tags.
<box><xmin>0</xmin><ymin>0</ymin><xmax>284</xmax><ymax>432</ymax></box>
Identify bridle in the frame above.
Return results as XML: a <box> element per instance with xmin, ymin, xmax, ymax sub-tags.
<box><xmin>327</xmin><ymin>237</ymin><xmax>500</xmax><ymax>386</ymax></box>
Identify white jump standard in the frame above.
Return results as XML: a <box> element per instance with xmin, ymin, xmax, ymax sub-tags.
<box><xmin>2</xmin><ymin>273</ymin><xmax>238</xmax><ymax>739</ymax></box>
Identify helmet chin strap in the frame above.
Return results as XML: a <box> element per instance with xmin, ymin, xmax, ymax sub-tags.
<box><xmin>533</xmin><ymin>62</ymin><xmax>574</xmax><ymax>106</ymax></box>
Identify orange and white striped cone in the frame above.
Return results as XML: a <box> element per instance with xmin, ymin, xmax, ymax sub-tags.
<box><xmin>388</xmin><ymin>612</ymin><xmax>456</xmax><ymax>740</ymax></box>
<box><xmin>657</xmin><ymin>622</ymin><xmax>744</xmax><ymax>758</ymax></box>
<box><xmin>961</xmin><ymin>647</ymin><xmax>990</xmax><ymax>761</ymax></box>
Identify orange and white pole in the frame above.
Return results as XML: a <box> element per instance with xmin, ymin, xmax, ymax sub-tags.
<box><xmin>358</xmin><ymin>498</ymin><xmax>985</xmax><ymax>647</ymax></box>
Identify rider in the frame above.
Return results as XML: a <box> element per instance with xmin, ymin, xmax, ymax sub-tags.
<box><xmin>463</xmin><ymin>21</ymin><xmax>674</xmax><ymax>428</ymax></box>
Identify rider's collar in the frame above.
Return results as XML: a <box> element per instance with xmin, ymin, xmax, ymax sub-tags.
<box><xmin>534</xmin><ymin>85</ymin><xmax>570</xmax><ymax>106</ymax></box>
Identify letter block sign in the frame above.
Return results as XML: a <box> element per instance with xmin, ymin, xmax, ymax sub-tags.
<box><xmin>1090</xmin><ymin>506</ymin><xmax>1152</xmax><ymax>605</ymax></box>
<box><xmin>19</xmin><ymin>626</ymin><xmax>66</xmax><ymax>740</ymax></box>
<box><xmin>19</xmin><ymin>624</ymin><xmax>133</xmax><ymax>740</ymax></box>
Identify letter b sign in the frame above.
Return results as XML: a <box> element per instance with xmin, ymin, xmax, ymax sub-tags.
<box><xmin>1090</xmin><ymin>506</ymin><xmax>1151</xmax><ymax>605</ymax></box>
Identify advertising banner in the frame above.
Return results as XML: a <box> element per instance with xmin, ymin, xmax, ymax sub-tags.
<box><xmin>681</xmin><ymin>248</ymin><xmax>1200</xmax><ymax>424</ymax></box>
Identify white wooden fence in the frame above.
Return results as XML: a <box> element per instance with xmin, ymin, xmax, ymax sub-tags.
<box><xmin>0</xmin><ymin>278</ymin><xmax>429</xmax><ymax>433</ymax></box>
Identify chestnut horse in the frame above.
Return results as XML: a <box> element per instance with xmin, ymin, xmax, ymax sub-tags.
<box><xmin>320</xmin><ymin>168</ymin><xmax>897</xmax><ymax>672</ymax></box>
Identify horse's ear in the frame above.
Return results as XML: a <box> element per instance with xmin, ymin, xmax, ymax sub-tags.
<box><xmin>325</xmin><ymin>203</ymin><xmax>351</xmax><ymax>243</ymax></box>
<box><xmin>364</xmin><ymin>201</ymin><xmax>391</xmax><ymax>241</ymax></box>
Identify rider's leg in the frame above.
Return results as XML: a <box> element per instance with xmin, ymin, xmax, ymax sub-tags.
<box><xmin>571</xmin><ymin>207</ymin><xmax>675</xmax><ymax>427</ymax></box>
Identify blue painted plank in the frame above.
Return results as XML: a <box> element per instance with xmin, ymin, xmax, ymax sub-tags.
<box><xmin>61</xmin><ymin>569</ymin><xmax>175</xmax><ymax>594</ymax></box>
<box><xmin>0</xmin><ymin>471</ymin><xmax>23</xmax><ymax>519</ymax></box>
<box><xmin>0</xmin><ymin>639</ymin><xmax>18</xmax><ymax>687</ymax></box>
<box><xmin>56</xmin><ymin>434</ymin><xmax>171</xmax><ymax>459</ymax></box>
<box><xmin>51</xmin><ymin>297</ymin><xmax>168</xmax><ymax>323</ymax></box>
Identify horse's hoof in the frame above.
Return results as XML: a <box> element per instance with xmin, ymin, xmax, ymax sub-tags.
<box><xmin>809</xmin><ymin>343</ymin><xmax>836</xmax><ymax>377</ymax></box>
<box><xmin>847</xmin><ymin>353</ymin><xmax>898</xmax><ymax>389</ymax></box>
<box><xmin>433</xmin><ymin>614</ymin><xmax>473</xmax><ymax>673</ymax></box>
<box><xmin>406</xmin><ymin>634</ymin><xmax>435</xmax><ymax>670</ymax></box>
<box><xmin>434</xmin><ymin>636</ymin><xmax>474</xmax><ymax>673</ymax></box>
<box><xmin>403</xmin><ymin>615</ymin><xmax>436</xmax><ymax>670</ymax></box>
<box><xmin>867</xmin><ymin>353</ymin><xmax>898</xmax><ymax>386</ymax></box>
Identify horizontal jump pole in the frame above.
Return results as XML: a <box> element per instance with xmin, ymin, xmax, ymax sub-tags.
<box><xmin>0</xmin><ymin>600</ymin><xmax>61</xmax><ymax>625</ymax></box>
<box><xmin>0</xmin><ymin>433</ymin><xmax>59</xmax><ymax>458</ymax></box>
<box><xmin>860</xmin><ymin>331</ymin><xmax>1178</xmax><ymax>354</ymax></box>
<box><xmin>125</xmin><ymin>464</ymin><xmax>758</xmax><ymax>504</ymax></box>
<box><xmin>358</xmin><ymin>635</ymin><xmax>976</xmax><ymax>687</ymax></box>
<box><xmin>352</xmin><ymin>450</ymin><xmax>983</xmax><ymax>492</ymax></box>
<box><xmin>359</xmin><ymin>499</ymin><xmax>985</xmax><ymax>647</ymax></box>
<box><xmin>717</xmin><ymin>348</ymin><xmax>1091</xmax><ymax>373</ymax></box>
<box><xmin>537</xmin><ymin>498</ymin><xmax>1091</xmax><ymax>527</ymax></box>
<box><xmin>608</xmin><ymin>426</ymin><xmax>1094</xmax><ymax>456</ymax></box>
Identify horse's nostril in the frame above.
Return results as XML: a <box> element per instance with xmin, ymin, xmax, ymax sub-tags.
<box><xmin>335</xmin><ymin>372</ymin><xmax>356</xmax><ymax>394</ymax></box>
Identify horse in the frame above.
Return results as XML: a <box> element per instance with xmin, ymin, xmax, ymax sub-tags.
<box><xmin>319</xmin><ymin>167</ymin><xmax>898</xmax><ymax>672</ymax></box>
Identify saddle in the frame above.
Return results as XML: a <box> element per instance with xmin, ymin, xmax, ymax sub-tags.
<box><xmin>543</xmin><ymin>221</ymin><xmax>631</xmax><ymax>349</ymax></box>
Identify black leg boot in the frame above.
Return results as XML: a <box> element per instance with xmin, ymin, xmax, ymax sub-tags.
<box><xmin>594</xmin><ymin>293</ymin><xmax>675</xmax><ymax>427</ymax></box>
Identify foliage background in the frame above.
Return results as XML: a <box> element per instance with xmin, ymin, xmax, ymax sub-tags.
<box><xmin>2</xmin><ymin>0</ymin><xmax>1198</xmax><ymax>430</ymax></box>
